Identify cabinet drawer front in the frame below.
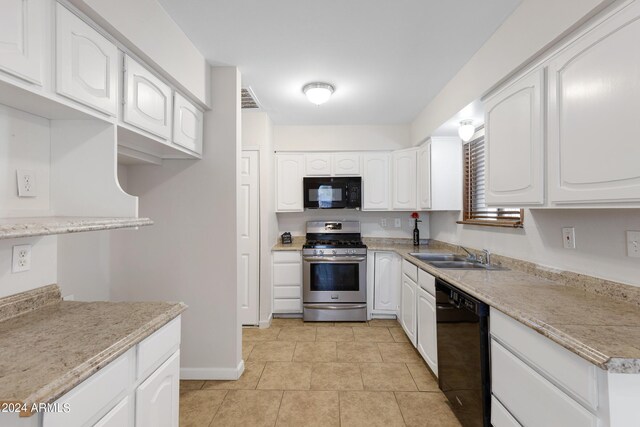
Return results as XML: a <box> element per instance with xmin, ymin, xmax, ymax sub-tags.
<box><xmin>94</xmin><ymin>396</ymin><xmax>132</xmax><ymax>427</ymax></box>
<box><xmin>273</xmin><ymin>251</ymin><xmax>301</xmax><ymax>264</ymax></box>
<box><xmin>273</xmin><ymin>264</ymin><xmax>301</xmax><ymax>286</ymax></box>
<box><xmin>43</xmin><ymin>349</ymin><xmax>134</xmax><ymax>427</ymax></box>
<box><xmin>491</xmin><ymin>340</ymin><xmax>598</xmax><ymax>427</ymax></box>
<box><xmin>401</xmin><ymin>259</ymin><xmax>418</xmax><ymax>282</ymax></box>
<box><xmin>491</xmin><ymin>396</ymin><xmax>521</xmax><ymax>427</ymax></box>
<box><xmin>491</xmin><ymin>309</ymin><xmax>598</xmax><ymax>409</ymax></box>
<box><xmin>417</xmin><ymin>269</ymin><xmax>435</xmax><ymax>296</ymax></box>
<box><xmin>273</xmin><ymin>285</ymin><xmax>301</xmax><ymax>299</ymax></box>
<box><xmin>137</xmin><ymin>317</ymin><xmax>181</xmax><ymax>380</ymax></box>
<box><xmin>274</xmin><ymin>299</ymin><xmax>302</xmax><ymax>313</ymax></box>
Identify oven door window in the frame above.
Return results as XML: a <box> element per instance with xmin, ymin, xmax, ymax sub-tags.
<box><xmin>310</xmin><ymin>263</ymin><xmax>360</xmax><ymax>292</ymax></box>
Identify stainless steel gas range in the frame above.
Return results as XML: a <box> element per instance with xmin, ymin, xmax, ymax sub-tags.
<box><xmin>302</xmin><ymin>221</ymin><xmax>367</xmax><ymax>322</ymax></box>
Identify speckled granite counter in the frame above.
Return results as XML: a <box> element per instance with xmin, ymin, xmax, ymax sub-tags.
<box><xmin>273</xmin><ymin>238</ymin><xmax>640</xmax><ymax>373</ymax></box>
<box><xmin>0</xmin><ymin>217</ymin><xmax>154</xmax><ymax>240</ymax></box>
<box><xmin>272</xmin><ymin>235</ymin><xmax>306</xmax><ymax>251</ymax></box>
<box><xmin>0</xmin><ymin>285</ymin><xmax>186</xmax><ymax>415</ymax></box>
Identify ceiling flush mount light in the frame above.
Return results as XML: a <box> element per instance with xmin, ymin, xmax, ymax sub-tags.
<box><xmin>458</xmin><ymin>119</ymin><xmax>475</xmax><ymax>142</ymax></box>
<box><xmin>303</xmin><ymin>82</ymin><xmax>334</xmax><ymax>105</ymax></box>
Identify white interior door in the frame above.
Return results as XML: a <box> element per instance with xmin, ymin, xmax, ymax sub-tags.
<box><xmin>239</xmin><ymin>151</ymin><xmax>260</xmax><ymax>325</ymax></box>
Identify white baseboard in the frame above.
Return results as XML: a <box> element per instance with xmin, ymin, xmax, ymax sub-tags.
<box><xmin>181</xmin><ymin>359</ymin><xmax>245</xmax><ymax>380</ymax></box>
<box><xmin>258</xmin><ymin>314</ymin><xmax>273</xmax><ymax>329</ymax></box>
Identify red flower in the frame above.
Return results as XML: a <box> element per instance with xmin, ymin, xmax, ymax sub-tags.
<box><xmin>410</xmin><ymin>212</ymin><xmax>420</xmax><ymax>219</ymax></box>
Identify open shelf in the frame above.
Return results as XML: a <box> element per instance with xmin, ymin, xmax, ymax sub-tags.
<box><xmin>0</xmin><ymin>217</ymin><xmax>153</xmax><ymax>240</ymax></box>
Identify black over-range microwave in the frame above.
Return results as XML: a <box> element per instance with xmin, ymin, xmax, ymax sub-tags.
<box><xmin>303</xmin><ymin>177</ymin><xmax>361</xmax><ymax>209</ymax></box>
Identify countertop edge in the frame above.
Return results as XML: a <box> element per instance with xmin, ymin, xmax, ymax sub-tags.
<box><xmin>16</xmin><ymin>302</ymin><xmax>186</xmax><ymax>416</ymax></box>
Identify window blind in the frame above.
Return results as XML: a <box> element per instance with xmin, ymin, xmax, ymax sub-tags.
<box><xmin>461</xmin><ymin>133</ymin><xmax>524</xmax><ymax>227</ymax></box>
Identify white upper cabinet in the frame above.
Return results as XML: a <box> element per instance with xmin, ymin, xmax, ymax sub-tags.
<box><xmin>123</xmin><ymin>54</ymin><xmax>172</xmax><ymax>139</ymax></box>
<box><xmin>417</xmin><ymin>143</ymin><xmax>431</xmax><ymax>210</ymax></box>
<box><xmin>305</xmin><ymin>153</ymin><xmax>332</xmax><ymax>176</ymax></box>
<box><xmin>276</xmin><ymin>154</ymin><xmax>304</xmax><ymax>212</ymax></box>
<box><xmin>430</xmin><ymin>137</ymin><xmax>462</xmax><ymax>211</ymax></box>
<box><xmin>56</xmin><ymin>4</ymin><xmax>118</xmax><ymax>116</ymax></box>
<box><xmin>547</xmin><ymin>1</ymin><xmax>640</xmax><ymax>205</ymax></box>
<box><xmin>392</xmin><ymin>148</ymin><xmax>418</xmax><ymax>210</ymax></box>
<box><xmin>173</xmin><ymin>92</ymin><xmax>203</xmax><ymax>155</ymax></box>
<box><xmin>333</xmin><ymin>153</ymin><xmax>361</xmax><ymax>176</ymax></box>
<box><xmin>484</xmin><ymin>68</ymin><xmax>544</xmax><ymax>206</ymax></box>
<box><xmin>362</xmin><ymin>152</ymin><xmax>390</xmax><ymax>211</ymax></box>
<box><xmin>0</xmin><ymin>0</ymin><xmax>44</xmax><ymax>84</ymax></box>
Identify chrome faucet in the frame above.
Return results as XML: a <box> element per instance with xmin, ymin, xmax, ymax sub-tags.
<box><xmin>459</xmin><ymin>246</ymin><xmax>478</xmax><ymax>262</ymax></box>
<box><xmin>481</xmin><ymin>249</ymin><xmax>491</xmax><ymax>265</ymax></box>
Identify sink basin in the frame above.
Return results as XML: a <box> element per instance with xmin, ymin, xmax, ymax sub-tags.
<box><xmin>409</xmin><ymin>253</ymin><xmax>467</xmax><ymax>262</ymax></box>
<box><xmin>427</xmin><ymin>260</ymin><xmax>509</xmax><ymax>271</ymax></box>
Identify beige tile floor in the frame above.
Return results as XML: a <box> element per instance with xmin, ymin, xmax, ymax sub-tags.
<box><xmin>180</xmin><ymin>318</ymin><xmax>461</xmax><ymax>426</ymax></box>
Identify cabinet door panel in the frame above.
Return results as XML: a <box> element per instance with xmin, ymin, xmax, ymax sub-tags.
<box><xmin>374</xmin><ymin>252</ymin><xmax>397</xmax><ymax>312</ymax></box>
<box><xmin>417</xmin><ymin>144</ymin><xmax>431</xmax><ymax>209</ymax></box>
<box><xmin>94</xmin><ymin>397</ymin><xmax>132</xmax><ymax>427</ymax></box>
<box><xmin>333</xmin><ymin>153</ymin><xmax>361</xmax><ymax>175</ymax></box>
<box><xmin>485</xmin><ymin>69</ymin><xmax>544</xmax><ymax>205</ymax></box>
<box><xmin>0</xmin><ymin>0</ymin><xmax>43</xmax><ymax>84</ymax></box>
<box><xmin>400</xmin><ymin>274</ymin><xmax>417</xmax><ymax>346</ymax></box>
<box><xmin>362</xmin><ymin>153</ymin><xmax>390</xmax><ymax>210</ymax></box>
<box><xmin>56</xmin><ymin>4</ymin><xmax>118</xmax><ymax>116</ymax></box>
<box><xmin>173</xmin><ymin>92</ymin><xmax>203</xmax><ymax>154</ymax></box>
<box><xmin>136</xmin><ymin>350</ymin><xmax>180</xmax><ymax>427</ymax></box>
<box><xmin>392</xmin><ymin>150</ymin><xmax>417</xmax><ymax>210</ymax></box>
<box><xmin>276</xmin><ymin>154</ymin><xmax>304</xmax><ymax>211</ymax></box>
<box><xmin>124</xmin><ymin>55</ymin><xmax>172</xmax><ymax>139</ymax></box>
<box><xmin>305</xmin><ymin>154</ymin><xmax>331</xmax><ymax>176</ymax></box>
<box><xmin>548</xmin><ymin>2</ymin><xmax>640</xmax><ymax>204</ymax></box>
<box><xmin>417</xmin><ymin>287</ymin><xmax>438</xmax><ymax>376</ymax></box>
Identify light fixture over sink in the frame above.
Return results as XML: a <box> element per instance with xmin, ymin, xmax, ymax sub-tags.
<box><xmin>458</xmin><ymin>119</ymin><xmax>475</xmax><ymax>142</ymax></box>
<box><xmin>303</xmin><ymin>82</ymin><xmax>334</xmax><ymax>105</ymax></box>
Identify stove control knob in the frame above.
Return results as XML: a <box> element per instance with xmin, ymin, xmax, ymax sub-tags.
<box><xmin>319</xmin><ymin>250</ymin><xmax>324</xmax><ymax>255</ymax></box>
<box><xmin>313</xmin><ymin>250</ymin><xmax>318</xmax><ymax>255</ymax></box>
<box><xmin>332</xmin><ymin>249</ymin><xmax>337</xmax><ymax>255</ymax></box>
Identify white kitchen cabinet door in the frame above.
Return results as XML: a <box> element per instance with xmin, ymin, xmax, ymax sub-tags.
<box><xmin>417</xmin><ymin>287</ymin><xmax>438</xmax><ymax>376</ymax></box>
<box><xmin>94</xmin><ymin>397</ymin><xmax>132</xmax><ymax>427</ymax></box>
<box><xmin>373</xmin><ymin>252</ymin><xmax>399</xmax><ymax>312</ymax></box>
<box><xmin>305</xmin><ymin>153</ymin><xmax>332</xmax><ymax>176</ymax></box>
<box><xmin>136</xmin><ymin>350</ymin><xmax>180</xmax><ymax>427</ymax></box>
<box><xmin>547</xmin><ymin>1</ymin><xmax>640</xmax><ymax>205</ymax></box>
<box><xmin>0</xmin><ymin>0</ymin><xmax>43</xmax><ymax>84</ymax></box>
<box><xmin>400</xmin><ymin>274</ymin><xmax>417</xmax><ymax>346</ymax></box>
<box><xmin>392</xmin><ymin>149</ymin><xmax>418</xmax><ymax>210</ymax></box>
<box><xmin>173</xmin><ymin>92</ymin><xmax>203</xmax><ymax>155</ymax></box>
<box><xmin>56</xmin><ymin>4</ymin><xmax>118</xmax><ymax>116</ymax></box>
<box><xmin>124</xmin><ymin>54</ymin><xmax>172</xmax><ymax>139</ymax></box>
<box><xmin>484</xmin><ymin>68</ymin><xmax>544</xmax><ymax>206</ymax></box>
<box><xmin>417</xmin><ymin>143</ymin><xmax>431</xmax><ymax>210</ymax></box>
<box><xmin>276</xmin><ymin>154</ymin><xmax>304</xmax><ymax>212</ymax></box>
<box><xmin>333</xmin><ymin>153</ymin><xmax>361</xmax><ymax>176</ymax></box>
<box><xmin>273</xmin><ymin>251</ymin><xmax>303</xmax><ymax>314</ymax></box>
<box><xmin>362</xmin><ymin>153</ymin><xmax>390</xmax><ymax>211</ymax></box>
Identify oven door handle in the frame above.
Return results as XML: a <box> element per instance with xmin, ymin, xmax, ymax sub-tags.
<box><xmin>304</xmin><ymin>303</ymin><xmax>367</xmax><ymax>310</ymax></box>
<box><xmin>303</xmin><ymin>256</ymin><xmax>367</xmax><ymax>263</ymax></box>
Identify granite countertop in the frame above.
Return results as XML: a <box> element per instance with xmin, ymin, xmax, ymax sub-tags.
<box><xmin>273</xmin><ymin>238</ymin><xmax>640</xmax><ymax>373</ymax></box>
<box><xmin>0</xmin><ymin>285</ymin><xmax>186</xmax><ymax>416</ymax></box>
<box><xmin>0</xmin><ymin>217</ymin><xmax>154</xmax><ymax>240</ymax></box>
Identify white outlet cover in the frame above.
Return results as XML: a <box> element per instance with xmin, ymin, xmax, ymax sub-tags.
<box><xmin>12</xmin><ymin>244</ymin><xmax>32</xmax><ymax>273</ymax></box>
<box><xmin>394</xmin><ymin>218</ymin><xmax>402</xmax><ymax>228</ymax></box>
<box><xmin>16</xmin><ymin>169</ymin><xmax>37</xmax><ymax>197</ymax></box>
<box><xmin>562</xmin><ymin>227</ymin><xmax>576</xmax><ymax>249</ymax></box>
<box><xmin>627</xmin><ymin>231</ymin><xmax>640</xmax><ymax>258</ymax></box>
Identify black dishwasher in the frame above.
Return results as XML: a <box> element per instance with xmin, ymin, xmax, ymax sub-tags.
<box><xmin>436</xmin><ymin>279</ymin><xmax>490</xmax><ymax>427</ymax></box>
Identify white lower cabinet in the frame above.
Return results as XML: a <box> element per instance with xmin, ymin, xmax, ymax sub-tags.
<box><xmin>135</xmin><ymin>351</ymin><xmax>180</xmax><ymax>427</ymax></box>
<box><xmin>372</xmin><ymin>252</ymin><xmax>400</xmax><ymax>313</ymax></box>
<box><xmin>272</xmin><ymin>251</ymin><xmax>303</xmax><ymax>313</ymax></box>
<box><xmin>400</xmin><ymin>260</ymin><xmax>418</xmax><ymax>346</ymax></box>
<box><xmin>416</xmin><ymin>270</ymin><xmax>437</xmax><ymax>376</ymax></box>
<box><xmin>41</xmin><ymin>317</ymin><xmax>182</xmax><ymax>427</ymax></box>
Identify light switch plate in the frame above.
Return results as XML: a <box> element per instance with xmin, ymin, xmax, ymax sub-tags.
<box><xmin>627</xmin><ymin>231</ymin><xmax>640</xmax><ymax>258</ymax></box>
<box><xmin>16</xmin><ymin>169</ymin><xmax>37</xmax><ymax>197</ymax></box>
<box><xmin>562</xmin><ymin>227</ymin><xmax>576</xmax><ymax>249</ymax></box>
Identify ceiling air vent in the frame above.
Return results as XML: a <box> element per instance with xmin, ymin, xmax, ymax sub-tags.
<box><xmin>241</xmin><ymin>87</ymin><xmax>260</xmax><ymax>109</ymax></box>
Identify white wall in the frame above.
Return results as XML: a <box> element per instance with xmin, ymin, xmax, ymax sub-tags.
<box><xmin>410</xmin><ymin>0</ymin><xmax>614</xmax><ymax>143</ymax></box>
<box><xmin>242</xmin><ymin>110</ymin><xmax>277</xmax><ymax>326</ymax></box>
<box><xmin>274</xmin><ymin>125</ymin><xmax>412</xmax><ymax>151</ymax></box>
<box><xmin>0</xmin><ymin>237</ymin><xmax>57</xmax><ymax>298</ymax></box>
<box><xmin>110</xmin><ymin>67</ymin><xmax>242</xmax><ymax>379</ymax></box>
<box><xmin>431</xmin><ymin>210</ymin><xmax>640</xmax><ymax>287</ymax></box>
<box><xmin>68</xmin><ymin>0</ymin><xmax>210</xmax><ymax>106</ymax></box>
<box><xmin>278</xmin><ymin>210</ymin><xmax>429</xmax><ymax>240</ymax></box>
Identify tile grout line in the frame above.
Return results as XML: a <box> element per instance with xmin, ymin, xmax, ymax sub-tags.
<box><xmin>392</xmin><ymin>391</ymin><xmax>409</xmax><ymax>426</ymax></box>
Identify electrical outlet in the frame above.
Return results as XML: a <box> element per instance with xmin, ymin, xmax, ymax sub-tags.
<box><xmin>627</xmin><ymin>231</ymin><xmax>640</xmax><ymax>258</ymax></box>
<box><xmin>562</xmin><ymin>227</ymin><xmax>576</xmax><ymax>249</ymax></box>
<box><xmin>12</xmin><ymin>244</ymin><xmax>32</xmax><ymax>273</ymax></box>
<box><xmin>16</xmin><ymin>170</ymin><xmax>37</xmax><ymax>197</ymax></box>
<box><xmin>380</xmin><ymin>218</ymin><xmax>388</xmax><ymax>228</ymax></box>
<box><xmin>394</xmin><ymin>218</ymin><xmax>401</xmax><ymax>228</ymax></box>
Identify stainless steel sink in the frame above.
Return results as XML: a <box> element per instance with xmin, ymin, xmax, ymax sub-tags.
<box><xmin>409</xmin><ymin>253</ymin><xmax>467</xmax><ymax>262</ymax></box>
